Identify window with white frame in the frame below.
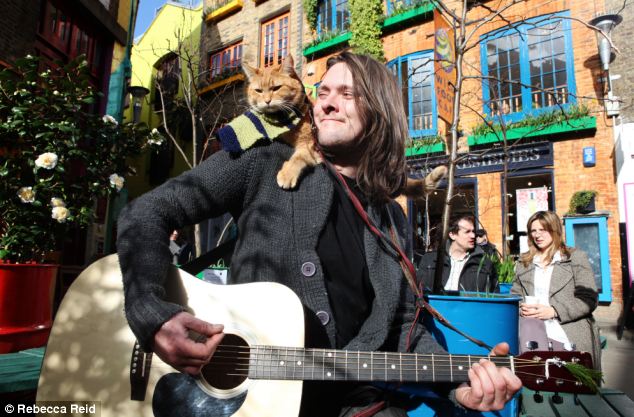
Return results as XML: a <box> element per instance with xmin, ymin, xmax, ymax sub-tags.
<box><xmin>387</xmin><ymin>51</ymin><xmax>436</xmax><ymax>137</ymax></box>
<box><xmin>481</xmin><ymin>13</ymin><xmax>576</xmax><ymax>122</ymax></box>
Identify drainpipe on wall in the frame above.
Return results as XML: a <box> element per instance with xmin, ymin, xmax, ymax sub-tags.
<box><xmin>103</xmin><ymin>0</ymin><xmax>140</xmax><ymax>255</ymax></box>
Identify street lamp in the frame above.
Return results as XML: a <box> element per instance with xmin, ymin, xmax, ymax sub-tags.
<box><xmin>127</xmin><ymin>85</ymin><xmax>150</xmax><ymax>123</ymax></box>
<box><xmin>589</xmin><ymin>13</ymin><xmax>622</xmax><ymax>72</ymax></box>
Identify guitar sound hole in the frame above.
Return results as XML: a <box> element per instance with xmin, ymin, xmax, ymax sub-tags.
<box><xmin>201</xmin><ymin>333</ymin><xmax>250</xmax><ymax>390</ymax></box>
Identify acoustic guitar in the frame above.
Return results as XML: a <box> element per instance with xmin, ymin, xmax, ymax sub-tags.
<box><xmin>37</xmin><ymin>255</ymin><xmax>595</xmax><ymax>417</ymax></box>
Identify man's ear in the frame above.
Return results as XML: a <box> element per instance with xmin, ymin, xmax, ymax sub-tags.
<box><xmin>242</xmin><ymin>63</ymin><xmax>258</xmax><ymax>80</ymax></box>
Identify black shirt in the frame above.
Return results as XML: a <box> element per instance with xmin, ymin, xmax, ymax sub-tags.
<box><xmin>317</xmin><ymin>173</ymin><xmax>375</xmax><ymax>348</ymax></box>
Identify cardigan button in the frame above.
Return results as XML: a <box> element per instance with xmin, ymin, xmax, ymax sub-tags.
<box><xmin>301</xmin><ymin>262</ymin><xmax>316</xmax><ymax>277</ymax></box>
<box><xmin>316</xmin><ymin>311</ymin><xmax>330</xmax><ymax>325</ymax></box>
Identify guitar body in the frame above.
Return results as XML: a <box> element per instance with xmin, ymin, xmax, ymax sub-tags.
<box><xmin>37</xmin><ymin>254</ymin><xmax>305</xmax><ymax>417</ymax></box>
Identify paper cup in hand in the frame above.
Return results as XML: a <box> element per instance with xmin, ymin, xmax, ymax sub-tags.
<box><xmin>524</xmin><ymin>296</ymin><xmax>539</xmax><ymax>305</ymax></box>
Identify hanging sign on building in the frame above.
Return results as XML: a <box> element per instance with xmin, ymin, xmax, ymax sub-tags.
<box><xmin>407</xmin><ymin>141</ymin><xmax>554</xmax><ymax>178</ymax></box>
<box><xmin>434</xmin><ymin>9</ymin><xmax>456</xmax><ymax>124</ymax></box>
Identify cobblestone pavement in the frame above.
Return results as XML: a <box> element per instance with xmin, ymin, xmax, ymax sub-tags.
<box><xmin>598</xmin><ymin>319</ymin><xmax>634</xmax><ymax>399</ymax></box>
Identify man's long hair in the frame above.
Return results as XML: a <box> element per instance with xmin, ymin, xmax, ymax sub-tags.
<box><xmin>325</xmin><ymin>52</ymin><xmax>408</xmax><ymax>204</ymax></box>
<box><xmin>520</xmin><ymin>210</ymin><xmax>571</xmax><ymax>267</ymax></box>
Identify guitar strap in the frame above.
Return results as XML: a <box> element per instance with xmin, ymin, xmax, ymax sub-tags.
<box><xmin>179</xmin><ymin>238</ymin><xmax>236</xmax><ymax>276</ymax></box>
<box><xmin>321</xmin><ymin>159</ymin><xmax>493</xmax><ymax>352</ymax></box>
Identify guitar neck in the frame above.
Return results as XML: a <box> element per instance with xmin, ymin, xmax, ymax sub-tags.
<box><xmin>247</xmin><ymin>346</ymin><xmax>512</xmax><ymax>383</ymax></box>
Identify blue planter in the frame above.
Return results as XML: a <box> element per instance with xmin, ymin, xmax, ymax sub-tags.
<box><xmin>406</xmin><ymin>292</ymin><xmax>521</xmax><ymax>417</ymax></box>
<box><xmin>499</xmin><ymin>283</ymin><xmax>513</xmax><ymax>294</ymax></box>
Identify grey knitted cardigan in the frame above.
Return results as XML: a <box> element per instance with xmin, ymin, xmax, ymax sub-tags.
<box><xmin>511</xmin><ymin>249</ymin><xmax>601</xmax><ymax>368</ymax></box>
<box><xmin>117</xmin><ymin>142</ymin><xmax>446</xmax><ymax>358</ymax></box>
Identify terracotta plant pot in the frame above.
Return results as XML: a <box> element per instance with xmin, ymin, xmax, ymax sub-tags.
<box><xmin>0</xmin><ymin>263</ymin><xmax>58</xmax><ymax>353</ymax></box>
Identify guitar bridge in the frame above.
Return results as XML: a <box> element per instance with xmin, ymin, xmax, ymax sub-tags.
<box><xmin>130</xmin><ymin>341</ymin><xmax>153</xmax><ymax>401</ymax></box>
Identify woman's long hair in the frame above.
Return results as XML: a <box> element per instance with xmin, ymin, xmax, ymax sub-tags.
<box><xmin>324</xmin><ymin>52</ymin><xmax>408</xmax><ymax>204</ymax></box>
<box><xmin>520</xmin><ymin>210</ymin><xmax>571</xmax><ymax>267</ymax></box>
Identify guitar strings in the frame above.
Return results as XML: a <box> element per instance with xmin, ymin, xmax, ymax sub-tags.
<box><xmin>214</xmin><ymin>344</ymin><xmax>575</xmax><ymax>361</ymax></box>
<box><xmin>211</xmin><ymin>345</ymin><xmax>563</xmax><ymax>366</ymax></box>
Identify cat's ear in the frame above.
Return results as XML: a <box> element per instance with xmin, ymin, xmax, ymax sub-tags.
<box><xmin>242</xmin><ymin>63</ymin><xmax>258</xmax><ymax>80</ymax></box>
<box><xmin>280</xmin><ymin>55</ymin><xmax>295</xmax><ymax>75</ymax></box>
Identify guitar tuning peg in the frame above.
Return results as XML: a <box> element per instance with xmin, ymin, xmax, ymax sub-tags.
<box><xmin>526</xmin><ymin>341</ymin><xmax>539</xmax><ymax>351</ymax></box>
<box><xmin>563</xmin><ymin>342</ymin><xmax>576</xmax><ymax>351</ymax></box>
<box><xmin>548</xmin><ymin>341</ymin><xmax>554</xmax><ymax>351</ymax></box>
<box><xmin>553</xmin><ymin>393</ymin><xmax>563</xmax><ymax>404</ymax></box>
<box><xmin>533</xmin><ymin>392</ymin><xmax>543</xmax><ymax>403</ymax></box>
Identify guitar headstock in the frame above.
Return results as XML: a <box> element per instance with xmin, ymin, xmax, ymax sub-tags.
<box><xmin>515</xmin><ymin>351</ymin><xmax>597</xmax><ymax>394</ymax></box>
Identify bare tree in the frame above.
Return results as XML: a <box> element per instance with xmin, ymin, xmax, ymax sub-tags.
<box><xmin>144</xmin><ymin>7</ymin><xmax>245</xmax><ymax>257</ymax></box>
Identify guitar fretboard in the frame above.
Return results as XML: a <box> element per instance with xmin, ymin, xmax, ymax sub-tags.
<box><xmin>247</xmin><ymin>346</ymin><xmax>513</xmax><ymax>383</ymax></box>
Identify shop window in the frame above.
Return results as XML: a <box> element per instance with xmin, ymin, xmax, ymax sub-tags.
<box><xmin>503</xmin><ymin>170</ymin><xmax>554</xmax><ymax>255</ymax></box>
<box><xmin>261</xmin><ymin>13</ymin><xmax>289</xmax><ymax>67</ymax></box>
<box><xmin>317</xmin><ymin>0</ymin><xmax>350</xmax><ymax>33</ymax></box>
<box><xmin>209</xmin><ymin>42</ymin><xmax>243</xmax><ymax>82</ymax></box>
<box><xmin>481</xmin><ymin>13</ymin><xmax>576</xmax><ymax>123</ymax></box>
<box><xmin>387</xmin><ymin>51</ymin><xmax>437</xmax><ymax>137</ymax></box>
<box><xmin>412</xmin><ymin>177</ymin><xmax>477</xmax><ymax>254</ymax></box>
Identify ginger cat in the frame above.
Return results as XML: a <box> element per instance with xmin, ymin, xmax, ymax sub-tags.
<box><xmin>243</xmin><ymin>55</ymin><xmax>319</xmax><ymax>189</ymax></box>
<box><xmin>242</xmin><ymin>55</ymin><xmax>447</xmax><ymax>196</ymax></box>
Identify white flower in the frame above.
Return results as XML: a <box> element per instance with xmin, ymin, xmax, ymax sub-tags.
<box><xmin>35</xmin><ymin>152</ymin><xmax>58</xmax><ymax>169</ymax></box>
<box><xmin>26</xmin><ymin>54</ymin><xmax>33</xmax><ymax>59</ymax></box>
<box><xmin>102</xmin><ymin>114</ymin><xmax>118</xmax><ymax>125</ymax></box>
<box><xmin>53</xmin><ymin>90</ymin><xmax>59</xmax><ymax>95</ymax></box>
<box><xmin>50</xmin><ymin>197</ymin><xmax>65</xmax><ymax>207</ymax></box>
<box><xmin>17</xmin><ymin>186</ymin><xmax>35</xmax><ymax>203</ymax></box>
<box><xmin>109</xmin><ymin>173</ymin><xmax>125</xmax><ymax>191</ymax></box>
<box><xmin>51</xmin><ymin>206</ymin><xmax>70</xmax><ymax>223</ymax></box>
<box><xmin>146</xmin><ymin>128</ymin><xmax>165</xmax><ymax>146</ymax></box>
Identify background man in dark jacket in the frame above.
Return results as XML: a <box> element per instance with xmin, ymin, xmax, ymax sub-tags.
<box><xmin>418</xmin><ymin>215</ymin><xmax>499</xmax><ymax>293</ymax></box>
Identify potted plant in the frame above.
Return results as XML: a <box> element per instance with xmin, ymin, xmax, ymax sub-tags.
<box><xmin>0</xmin><ymin>55</ymin><xmax>160</xmax><ymax>353</ymax></box>
<box><xmin>569</xmin><ymin>190</ymin><xmax>598</xmax><ymax>214</ymax></box>
<box><xmin>496</xmin><ymin>255</ymin><xmax>516</xmax><ymax>294</ymax></box>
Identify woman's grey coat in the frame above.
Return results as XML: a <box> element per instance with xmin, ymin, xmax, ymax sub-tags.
<box><xmin>511</xmin><ymin>249</ymin><xmax>601</xmax><ymax>368</ymax></box>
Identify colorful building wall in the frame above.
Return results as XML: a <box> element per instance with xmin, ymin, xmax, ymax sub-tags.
<box><xmin>200</xmin><ymin>0</ymin><xmax>624</xmax><ymax>318</ymax></box>
<box><xmin>124</xmin><ymin>1</ymin><xmax>203</xmax><ymax>198</ymax></box>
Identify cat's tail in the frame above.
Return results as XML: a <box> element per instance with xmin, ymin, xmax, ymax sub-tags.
<box><xmin>402</xmin><ymin>165</ymin><xmax>448</xmax><ymax>199</ymax></box>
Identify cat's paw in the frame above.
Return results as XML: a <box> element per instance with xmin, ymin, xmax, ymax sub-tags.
<box><xmin>425</xmin><ymin>165</ymin><xmax>448</xmax><ymax>189</ymax></box>
<box><xmin>277</xmin><ymin>166</ymin><xmax>300</xmax><ymax>189</ymax></box>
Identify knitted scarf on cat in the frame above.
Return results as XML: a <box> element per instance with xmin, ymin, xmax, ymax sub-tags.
<box><xmin>217</xmin><ymin>110</ymin><xmax>302</xmax><ymax>153</ymax></box>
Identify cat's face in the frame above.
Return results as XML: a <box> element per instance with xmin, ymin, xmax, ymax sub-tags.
<box><xmin>243</xmin><ymin>55</ymin><xmax>305</xmax><ymax>114</ymax></box>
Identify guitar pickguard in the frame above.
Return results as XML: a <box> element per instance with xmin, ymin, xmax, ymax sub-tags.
<box><xmin>153</xmin><ymin>373</ymin><xmax>247</xmax><ymax>417</ymax></box>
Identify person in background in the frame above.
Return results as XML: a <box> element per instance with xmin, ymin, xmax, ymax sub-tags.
<box><xmin>417</xmin><ymin>215</ymin><xmax>499</xmax><ymax>293</ymax></box>
<box><xmin>475</xmin><ymin>228</ymin><xmax>499</xmax><ymax>258</ymax></box>
<box><xmin>511</xmin><ymin>210</ymin><xmax>601</xmax><ymax>368</ymax></box>
<box><xmin>169</xmin><ymin>229</ymin><xmax>192</xmax><ymax>265</ymax></box>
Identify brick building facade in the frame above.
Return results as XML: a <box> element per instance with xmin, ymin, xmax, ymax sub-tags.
<box><xmin>605</xmin><ymin>0</ymin><xmax>633</xmax><ymax>316</ymax></box>
<box><xmin>200</xmin><ymin>0</ymin><xmax>626</xmax><ymax>319</ymax></box>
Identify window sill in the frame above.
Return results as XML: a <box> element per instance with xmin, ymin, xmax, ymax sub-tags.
<box><xmin>467</xmin><ymin>116</ymin><xmax>597</xmax><ymax>146</ymax></box>
<box><xmin>382</xmin><ymin>2</ymin><xmax>435</xmax><ymax>30</ymax></box>
<box><xmin>302</xmin><ymin>32</ymin><xmax>351</xmax><ymax>57</ymax></box>
<box><xmin>198</xmin><ymin>73</ymin><xmax>245</xmax><ymax>95</ymax></box>
<box><xmin>406</xmin><ymin>141</ymin><xmax>445</xmax><ymax>156</ymax></box>
<box><xmin>205</xmin><ymin>0</ymin><xmax>243</xmax><ymax>23</ymax></box>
